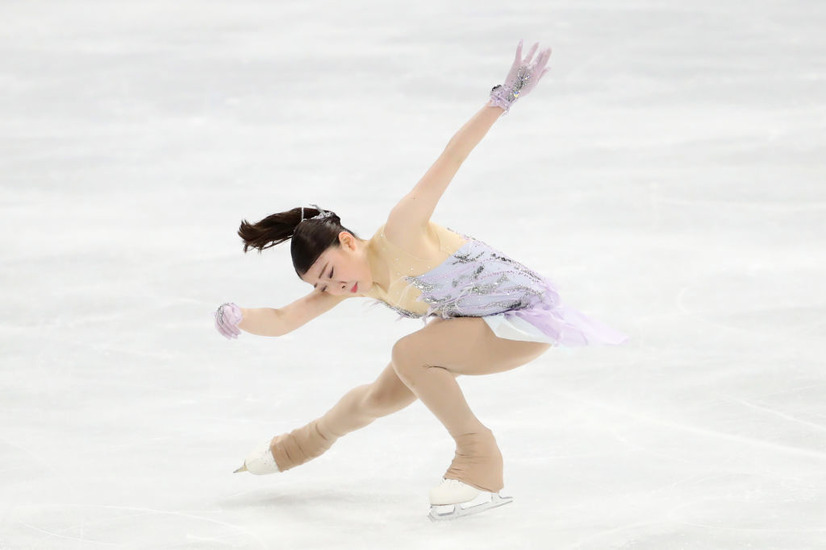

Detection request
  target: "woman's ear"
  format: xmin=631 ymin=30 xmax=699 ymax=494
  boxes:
xmin=338 ymin=231 xmax=356 ymax=250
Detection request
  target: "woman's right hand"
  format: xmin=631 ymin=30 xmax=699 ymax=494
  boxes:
xmin=215 ymin=302 xmax=243 ymax=339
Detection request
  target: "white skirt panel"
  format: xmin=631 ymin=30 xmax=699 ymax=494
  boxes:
xmin=482 ymin=313 xmax=557 ymax=345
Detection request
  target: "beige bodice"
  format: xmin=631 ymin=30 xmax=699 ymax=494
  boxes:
xmin=364 ymin=222 xmax=468 ymax=316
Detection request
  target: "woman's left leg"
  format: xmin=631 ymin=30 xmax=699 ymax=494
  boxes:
xmin=390 ymin=317 xmax=550 ymax=493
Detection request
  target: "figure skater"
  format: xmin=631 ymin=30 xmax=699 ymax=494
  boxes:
xmin=215 ymin=41 xmax=627 ymax=520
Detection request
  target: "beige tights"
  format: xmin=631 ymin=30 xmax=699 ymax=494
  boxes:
xmin=270 ymin=363 xmax=416 ymax=472
xmin=391 ymin=317 xmax=549 ymax=492
xmin=270 ymin=317 xmax=550 ymax=492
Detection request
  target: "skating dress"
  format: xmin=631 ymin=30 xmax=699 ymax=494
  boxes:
xmin=363 ymin=223 xmax=627 ymax=346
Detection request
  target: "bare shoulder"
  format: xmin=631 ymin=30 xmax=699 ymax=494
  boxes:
xmin=383 ymin=213 xmax=440 ymax=257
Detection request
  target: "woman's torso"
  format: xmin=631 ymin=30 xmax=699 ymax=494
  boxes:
xmin=354 ymin=222 xmax=627 ymax=347
xmin=362 ymin=222 xmax=554 ymax=319
xmin=363 ymin=222 xmax=468 ymax=316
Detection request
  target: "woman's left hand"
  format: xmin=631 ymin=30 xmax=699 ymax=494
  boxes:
xmin=489 ymin=40 xmax=552 ymax=112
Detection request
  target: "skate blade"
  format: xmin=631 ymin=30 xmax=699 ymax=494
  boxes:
xmin=428 ymin=493 xmax=513 ymax=521
xmin=233 ymin=464 xmax=248 ymax=473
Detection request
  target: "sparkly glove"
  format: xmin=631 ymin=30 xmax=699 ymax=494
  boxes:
xmin=215 ymin=302 xmax=243 ymax=339
xmin=489 ymin=40 xmax=552 ymax=113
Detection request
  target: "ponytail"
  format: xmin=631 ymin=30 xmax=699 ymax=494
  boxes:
xmin=238 ymin=207 xmax=304 ymax=253
xmin=238 ymin=206 xmax=358 ymax=276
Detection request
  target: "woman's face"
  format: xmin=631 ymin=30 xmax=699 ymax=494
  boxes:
xmin=300 ymin=232 xmax=372 ymax=296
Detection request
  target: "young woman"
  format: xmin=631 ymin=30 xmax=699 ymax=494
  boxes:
xmin=215 ymin=41 xmax=626 ymax=520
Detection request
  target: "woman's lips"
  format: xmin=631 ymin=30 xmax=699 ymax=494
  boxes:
xmin=351 ymin=282 xmax=358 ymax=293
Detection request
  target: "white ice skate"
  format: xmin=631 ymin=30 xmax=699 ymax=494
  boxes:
xmin=233 ymin=440 xmax=280 ymax=475
xmin=428 ymin=479 xmax=513 ymax=521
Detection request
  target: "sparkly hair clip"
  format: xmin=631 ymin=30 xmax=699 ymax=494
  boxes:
xmin=299 ymin=204 xmax=336 ymax=223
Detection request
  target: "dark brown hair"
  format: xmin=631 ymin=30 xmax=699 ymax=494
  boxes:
xmin=237 ymin=206 xmax=359 ymax=276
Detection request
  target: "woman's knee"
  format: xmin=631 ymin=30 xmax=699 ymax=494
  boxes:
xmin=362 ymin=379 xmax=412 ymax=415
xmin=390 ymin=336 xmax=420 ymax=379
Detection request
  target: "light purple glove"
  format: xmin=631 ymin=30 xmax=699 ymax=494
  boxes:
xmin=489 ymin=40 xmax=552 ymax=113
xmin=215 ymin=302 xmax=243 ymax=339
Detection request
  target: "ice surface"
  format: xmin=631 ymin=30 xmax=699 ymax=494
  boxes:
xmin=1 ymin=1 xmax=825 ymax=548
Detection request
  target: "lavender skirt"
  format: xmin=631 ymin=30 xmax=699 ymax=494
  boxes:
xmin=404 ymin=238 xmax=627 ymax=347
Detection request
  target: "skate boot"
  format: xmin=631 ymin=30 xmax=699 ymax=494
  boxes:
xmin=234 ymin=420 xmax=335 ymax=474
xmin=428 ymin=429 xmax=513 ymax=520
xmin=429 ymin=479 xmax=513 ymax=521
xmin=234 ymin=440 xmax=279 ymax=474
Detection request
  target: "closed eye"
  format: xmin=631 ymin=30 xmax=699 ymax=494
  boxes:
xmin=321 ymin=266 xmax=334 ymax=292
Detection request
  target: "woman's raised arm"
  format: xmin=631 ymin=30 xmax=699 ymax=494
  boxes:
xmin=386 ymin=41 xmax=551 ymax=239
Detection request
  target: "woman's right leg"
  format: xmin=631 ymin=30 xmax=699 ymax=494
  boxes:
xmin=268 ymin=363 xmax=417 ymax=472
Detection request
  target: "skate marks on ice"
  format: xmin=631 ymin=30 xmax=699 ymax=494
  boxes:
xmin=2 ymin=0 xmax=825 ymax=546
xmin=7 ymin=503 xmax=268 ymax=549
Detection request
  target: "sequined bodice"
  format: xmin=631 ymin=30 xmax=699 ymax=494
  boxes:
xmin=364 ymin=223 xmax=557 ymax=319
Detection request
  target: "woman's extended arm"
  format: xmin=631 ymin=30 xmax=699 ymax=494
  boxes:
xmin=383 ymin=105 xmax=501 ymax=243
xmin=218 ymin=290 xmax=348 ymax=338
xmin=446 ymin=104 xmax=505 ymax=163
xmin=386 ymin=41 xmax=551 ymax=240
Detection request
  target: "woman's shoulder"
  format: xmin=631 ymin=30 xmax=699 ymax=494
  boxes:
xmin=378 ymin=219 xmax=439 ymax=252
xmin=373 ymin=219 xmax=467 ymax=260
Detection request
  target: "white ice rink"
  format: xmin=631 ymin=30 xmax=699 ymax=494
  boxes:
xmin=2 ymin=1 xmax=825 ymax=548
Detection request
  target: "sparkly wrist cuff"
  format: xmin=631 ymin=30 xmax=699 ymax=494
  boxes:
xmin=488 ymin=66 xmax=532 ymax=113
xmin=489 ymin=85 xmax=514 ymax=112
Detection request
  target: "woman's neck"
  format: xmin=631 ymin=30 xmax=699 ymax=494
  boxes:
xmin=364 ymin=238 xmax=389 ymax=291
